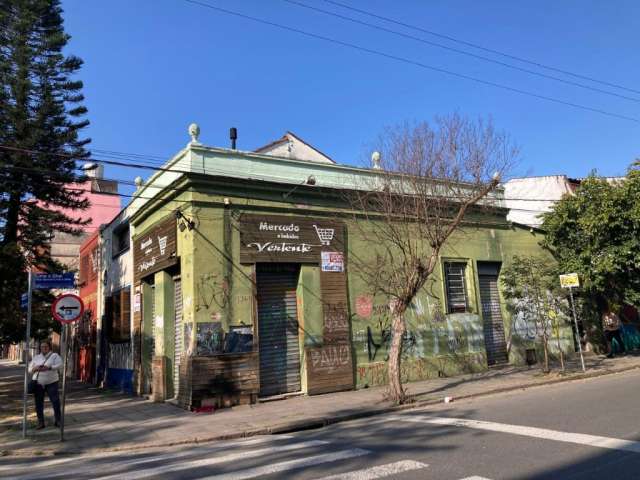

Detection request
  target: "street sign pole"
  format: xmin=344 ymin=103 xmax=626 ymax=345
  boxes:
xmin=60 ymin=323 xmax=69 ymax=442
xmin=22 ymin=270 xmax=33 ymax=438
xmin=568 ymin=286 xmax=586 ymax=372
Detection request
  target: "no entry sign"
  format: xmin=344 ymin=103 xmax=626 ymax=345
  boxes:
xmin=52 ymin=293 xmax=84 ymax=324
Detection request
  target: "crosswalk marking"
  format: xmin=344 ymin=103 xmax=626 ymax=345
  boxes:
xmin=1 ymin=435 xmax=293 ymax=478
xmin=391 ymin=414 xmax=640 ymax=454
xmin=197 ymin=448 xmax=371 ymax=480
xmin=314 ymin=460 xmax=429 ymax=479
xmin=93 ymin=439 xmax=329 ymax=480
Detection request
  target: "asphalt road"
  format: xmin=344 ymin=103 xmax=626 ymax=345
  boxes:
xmin=3 ymin=369 xmax=640 ymax=480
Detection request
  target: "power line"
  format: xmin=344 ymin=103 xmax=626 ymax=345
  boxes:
xmin=0 ymin=160 xmax=579 ymax=206
xmin=0 ymin=144 xmax=598 ymax=203
xmin=283 ymin=0 xmax=640 ymax=104
xmin=182 ymin=0 xmax=640 ymax=124
xmin=322 ymin=0 xmax=640 ymax=96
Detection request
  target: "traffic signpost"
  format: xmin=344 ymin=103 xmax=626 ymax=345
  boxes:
xmin=33 ymin=273 xmax=75 ymax=290
xmin=20 ymin=293 xmax=28 ymax=310
xmin=21 ymin=272 xmax=33 ymax=438
xmin=560 ymin=273 xmax=586 ymax=372
xmin=52 ymin=293 xmax=84 ymax=324
xmin=22 ymin=273 xmax=77 ymax=439
xmin=51 ymin=293 xmax=84 ymax=442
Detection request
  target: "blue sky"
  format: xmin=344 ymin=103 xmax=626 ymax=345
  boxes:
xmin=62 ymin=0 xmax=640 ymax=197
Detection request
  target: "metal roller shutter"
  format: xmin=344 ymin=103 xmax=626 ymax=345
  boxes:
xmin=479 ymin=274 xmax=509 ymax=366
xmin=257 ymin=264 xmax=301 ymax=397
xmin=174 ymin=278 xmax=183 ymax=398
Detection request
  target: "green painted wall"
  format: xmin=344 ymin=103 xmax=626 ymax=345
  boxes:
xmin=141 ymin=281 xmax=154 ymax=393
xmin=131 ymin=176 xmax=574 ymax=395
xmin=154 ymin=270 xmax=175 ymax=398
xmin=296 ymin=265 xmax=324 ymax=393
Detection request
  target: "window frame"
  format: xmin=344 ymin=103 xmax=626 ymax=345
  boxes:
xmin=112 ymin=223 xmax=130 ymax=258
xmin=443 ymin=260 xmax=471 ymax=314
xmin=107 ymin=286 xmax=131 ymax=342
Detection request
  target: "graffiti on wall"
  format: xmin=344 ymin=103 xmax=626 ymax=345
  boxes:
xmin=352 ymin=290 xmax=485 ymax=364
xmin=184 ymin=323 xmax=193 ymax=355
xmin=196 ymin=273 xmax=230 ymax=311
xmin=324 ymin=302 xmax=349 ymax=342
xmin=308 ymin=344 xmax=351 ymax=374
xmin=513 ymin=311 xmax=537 ymax=340
xmin=196 ymin=322 xmax=224 ymax=355
xmin=108 ymin=342 xmax=132 ymax=370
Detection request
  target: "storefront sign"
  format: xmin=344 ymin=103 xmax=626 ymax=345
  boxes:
xmin=239 ymin=214 xmax=345 ymax=263
xmin=133 ymin=216 xmax=178 ymax=282
xmin=321 ymin=252 xmax=344 ymax=272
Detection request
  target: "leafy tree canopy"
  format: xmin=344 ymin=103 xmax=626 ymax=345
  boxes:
xmin=0 ymin=0 xmax=90 ymax=343
xmin=541 ymin=161 xmax=640 ymax=309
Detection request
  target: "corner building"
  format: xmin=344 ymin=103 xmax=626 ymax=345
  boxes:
xmin=129 ymin=127 xmax=574 ymax=409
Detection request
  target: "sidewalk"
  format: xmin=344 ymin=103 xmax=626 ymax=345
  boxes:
xmin=2 ymin=354 xmax=640 ymax=457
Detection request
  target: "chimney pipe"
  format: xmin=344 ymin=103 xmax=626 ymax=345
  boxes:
xmin=230 ymin=127 xmax=237 ymax=150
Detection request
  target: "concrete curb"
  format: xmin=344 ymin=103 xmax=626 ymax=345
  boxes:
xmin=3 ymin=361 xmax=639 ymax=458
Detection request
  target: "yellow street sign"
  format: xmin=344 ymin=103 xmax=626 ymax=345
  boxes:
xmin=559 ymin=273 xmax=580 ymax=288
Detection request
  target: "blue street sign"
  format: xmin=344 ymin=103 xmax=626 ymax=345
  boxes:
xmin=33 ymin=273 xmax=75 ymax=290
xmin=20 ymin=293 xmax=28 ymax=310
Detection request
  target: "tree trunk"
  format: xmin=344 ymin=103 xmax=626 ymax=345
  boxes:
xmin=542 ymin=333 xmax=550 ymax=373
xmin=555 ymin=321 xmax=565 ymax=371
xmin=387 ymin=307 xmax=407 ymax=404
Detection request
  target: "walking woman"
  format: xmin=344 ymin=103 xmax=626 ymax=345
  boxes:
xmin=29 ymin=340 xmax=63 ymax=429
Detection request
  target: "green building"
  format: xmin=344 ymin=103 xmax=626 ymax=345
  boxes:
xmin=127 ymin=125 xmax=574 ymax=408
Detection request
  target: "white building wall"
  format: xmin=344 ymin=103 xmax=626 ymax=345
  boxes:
xmin=504 ymin=176 xmax=575 ymax=228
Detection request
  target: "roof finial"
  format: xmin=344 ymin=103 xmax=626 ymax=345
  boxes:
xmin=371 ymin=151 xmax=381 ymax=170
xmin=188 ymin=123 xmax=201 ymax=145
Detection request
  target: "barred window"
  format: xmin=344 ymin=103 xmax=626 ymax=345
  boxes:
xmin=79 ymin=254 xmax=90 ymax=285
xmin=444 ymin=262 xmax=469 ymax=313
xmin=106 ymin=287 xmax=131 ymax=341
xmin=112 ymin=224 xmax=130 ymax=258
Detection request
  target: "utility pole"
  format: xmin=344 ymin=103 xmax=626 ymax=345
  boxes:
xmin=22 ymin=270 xmax=33 ymax=438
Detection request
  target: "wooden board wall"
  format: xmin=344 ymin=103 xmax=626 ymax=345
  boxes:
xmin=305 ymin=268 xmax=354 ymax=395
xmin=178 ymin=353 xmax=259 ymax=409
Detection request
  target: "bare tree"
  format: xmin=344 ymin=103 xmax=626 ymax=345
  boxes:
xmin=347 ymin=114 xmax=518 ymax=404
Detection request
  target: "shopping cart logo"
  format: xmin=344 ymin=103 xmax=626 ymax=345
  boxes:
xmin=158 ymin=235 xmax=167 ymax=255
xmin=313 ymin=225 xmax=334 ymax=245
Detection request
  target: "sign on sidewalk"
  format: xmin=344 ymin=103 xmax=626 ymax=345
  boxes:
xmin=34 ymin=273 xmax=75 ymax=290
xmin=559 ymin=273 xmax=580 ymax=289
xmin=51 ymin=293 xmax=84 ymax=324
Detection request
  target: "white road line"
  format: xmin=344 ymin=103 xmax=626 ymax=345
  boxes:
xmin=198 ymin=448 xmax=371 ymax=480
xmin=314 ymin=460 xmax=429 ymax=479
xmin=459 ymin=477 xmax=493 ymax=480
xmin=391 ymin=415 xmax=640 ymax=454
xmin=0 ymin=435 xmax=292 ymax=476
xmin=93 ymin=439 xmax=329 ymax=480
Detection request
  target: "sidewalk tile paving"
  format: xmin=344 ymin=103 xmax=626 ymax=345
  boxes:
xmin=2 ymin=354 xmax=640 ymax=457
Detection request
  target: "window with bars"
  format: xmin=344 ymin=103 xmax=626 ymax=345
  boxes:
xmin=79 ymin=254 xmax=90 ymax=285
xmin=444 ymin=262 xmax=469 ymax=313
xmin=106 ymin=287 xmax=131 ymax=341
xmin=112 ymin=224 xmax=130 ymax=258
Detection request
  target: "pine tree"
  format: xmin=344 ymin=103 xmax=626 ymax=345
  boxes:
xmin=0 ymin=0 xmax=90 ymax=343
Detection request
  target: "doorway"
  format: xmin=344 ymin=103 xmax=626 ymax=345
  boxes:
xmin=256 ymin=263 xmax=302 ymax=397
xmin=478 ymin=262 xmax=509 ymax=366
